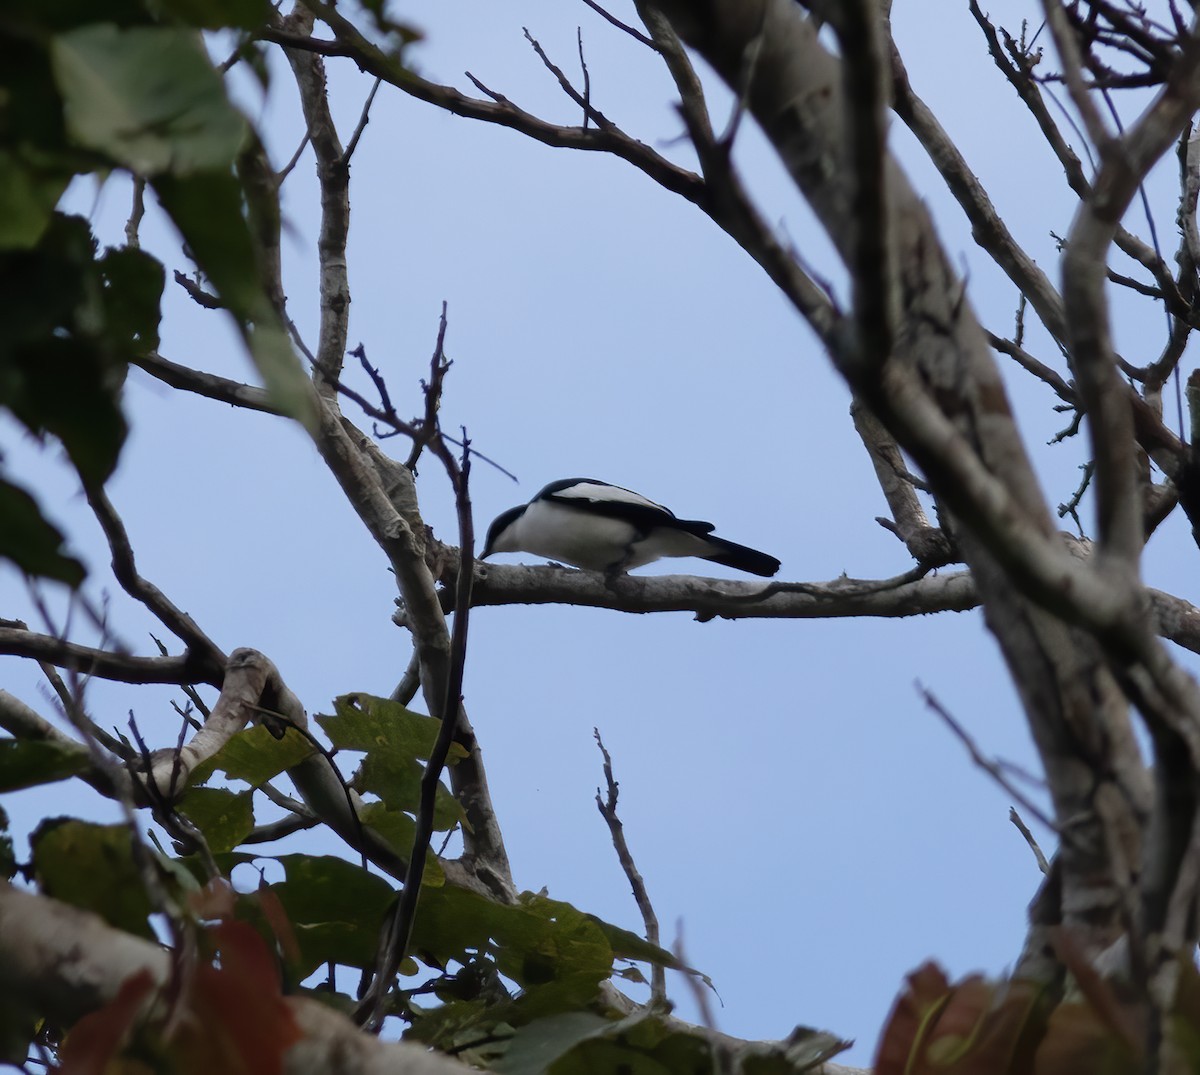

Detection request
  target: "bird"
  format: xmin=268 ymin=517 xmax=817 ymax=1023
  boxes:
xmin=481 ymin=478 xmax=781 ymax=577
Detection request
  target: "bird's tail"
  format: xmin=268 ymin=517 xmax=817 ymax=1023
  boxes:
xmin=701 ymin=537 xmax=780 ymax=577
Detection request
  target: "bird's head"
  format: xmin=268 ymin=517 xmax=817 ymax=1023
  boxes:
xmin=480 ymin=504 xmax=527 ymax=559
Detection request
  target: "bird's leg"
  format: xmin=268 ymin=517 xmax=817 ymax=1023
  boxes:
xmin=603 ymin=542 xmax=639 ymax=588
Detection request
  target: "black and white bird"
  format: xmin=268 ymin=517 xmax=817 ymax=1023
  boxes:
xmin=481 ymin=478 xmax=781 ymax=577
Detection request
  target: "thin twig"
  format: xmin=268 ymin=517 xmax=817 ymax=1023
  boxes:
xmin=275 ymin=132 xmax=311 ymax=186
xmin=344 ymin=77 xmax=382 ymax=163
xmin=1010 ymin=807 xmax=1051 ymax=874
xmin=83 ymin=483 xmax=227 ymax=678
xmin=593 ymin=728 xmax=665 ymax=1004
xmin=523 ymin=27 xmax=612 ymax=130
xmin=673 ymin=926 xmax=731 ymax=1075
xmin=918 ymin=682 xmax=1059 ymax=833
xmin=173 ymin=270 xmax=222 ymax=309
xmin=125 ymin=178 xmax=146 ymax=249
xmin=577 ymin=28 xmax=592 ymax=132
xmin=579 ymin=0 xmax=657 ymax=49
xmin=360 ymin=427 xmax=476 ymax=1031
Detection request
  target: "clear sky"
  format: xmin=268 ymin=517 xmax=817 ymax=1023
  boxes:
xmin=4 ymin=2 xmax=1197 ymax=1066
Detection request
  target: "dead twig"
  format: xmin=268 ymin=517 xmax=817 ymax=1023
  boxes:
xmin=594 ymin=728 xmax=665 ymax=1004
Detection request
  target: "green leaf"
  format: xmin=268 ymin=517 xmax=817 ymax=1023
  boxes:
xmin=152 ymin=171 xmax=314 ymax=426
xmin=0 ymin=152 xmax=70 ymax=249
xmin=586 ymin=916 xmax=686 ymax=974
xmin=2 ymin=0 xmax=146 ymax=32
xmin=203 ymin=725 xmax=315 ymax=787
xmin=270 ymin=854 xmax=395 ymax=975
xmin=493 ymin=1011 xmax=612 ymax=1075
xmin=99 ymin=245 xmax=163 ymax=356
xmin=0 ymin=213 xmax=133 ymax=485
xmin=0 ymin=476 xmax=86 ymax=585
xmin=156 ymin=0 xmax=274 ymax=30
xmin=176 ymin=786 xmax=254 ymax=853
xmin=50 ymin=24 xmax=246 ymax=176
xmin=355 ymin=800 xmax=444 ymax=886
xmin=0 ymin=738 xmax=91 ymax=791
xmin=31 ymin=819 xmax=155 ymax=938
xmin=321 ymin=695 xmax=446 ymax=756
xmin=410 ymin=886 xmax=614 ymax=993
xmin=319 ymin=694 xmax=466 ymax=830
xmin=0 ymin=805 xmax=15 ymax=881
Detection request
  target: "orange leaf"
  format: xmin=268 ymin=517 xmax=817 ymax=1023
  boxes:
xmin=60 ymin=968 xmax=156 ymax=1075
xmin=875 ymin=961 xmax=953 ymax=1075
xmin=170 ymin=921 xmax=302 ymax=1075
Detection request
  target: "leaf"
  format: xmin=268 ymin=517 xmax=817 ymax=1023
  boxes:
xmin=321 ymin=695 xmax=446 ymax=755
xmin=874 ymin=961 xmax=952 ymax=1075
xmin=270 ymin=854 xmax=395 ymax=976
xmin=178 ymin=921 xmax=302 ymax=1075
xmin=585 ymin=916 xmax=686 ymax=975
xmin=411 ymin=886 xmax=614 ymax=993
xmin=50 ymin=24 xmax=246 ymax=176
xmin=493 ymin=1011 xmax=612 ymax=1075
xmin=0 ymin=476 xmax=86 ymax=585
xmin=156 ymin=0 xmax=273 ymax=30
xmin=0 ymin=804 xmax=15 ymax=881
xmin=2 ymin=0 xmax=146 ymax=32
xmin=319 ymin=694 xmax=467 ymax=829
xmin=203 ymin=725 xmax=315 ymax=787
xmin=60 ymin=968 xmax=157 ymax=1074
xmin=99 ymin=245 xmax=163 ymax=356
xmin=176 ymin=786 xmax=254 ymax=853
xmin=0 ymin=152 xmax=70 ymax=249
xmin=740 ymin=1026 xmax=853 ymax=1073
xmin=355 ymin=800 xmax=445 ymax=885
xmin=0 ymin=213 xmax=131 ymax=485
xmin=31 ymin=818 xmax=156 ymax=939
xmin=0 ymin=737 xmax=91 ymax=790
xmin=152 ymin=172 xmax=314 ymax=425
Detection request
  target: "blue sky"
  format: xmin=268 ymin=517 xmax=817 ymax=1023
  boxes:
xmin=4 ymin=1 xmax=1198 ymax=1065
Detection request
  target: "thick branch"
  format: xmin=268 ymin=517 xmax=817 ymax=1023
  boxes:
xmin=0 ymin=627 xmax=213 ymax=685
xmin=0 ymin=881 xmax=468 ymax=1075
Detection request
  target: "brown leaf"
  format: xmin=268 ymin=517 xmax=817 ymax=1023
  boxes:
xmin=60 ymin=968 xmax=157 ymax=1075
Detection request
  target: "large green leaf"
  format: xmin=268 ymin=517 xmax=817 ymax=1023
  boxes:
xmin=176 ymin=786 xmax=254 ymax=853
xmin=0 ymin=152 xmax=70 ymax=249
xmin=270 ymin=854 xmax=395 ymax=976
xmin=99 ymin=245 xmax=163 ymax=355
xmin=0 ymin=213 xmax=162 ymax=485
xmin=158 ymin=0 xmax=273 ymax=30
xmin=0 ymin=476 xmax=86 ymax=585
xmin=50 ymin=24 xmax=246 ymax=176
xmin=0 ymin=805 xmax=14 ymax=881
xmin=318 ymin=694 xmax=466 ymax=830
xmin=30 ymin=819 xmax=156 ymax=939
xmin=355 ymin=800 xmax=445 ymax=886
xmin=153 ymin=171 xmax=314 ymax=425
xmin=408 ymin=886 xmax=614 ymax=993
xmin=2 ymin=0 xmax=146 ymax=32
xmin=497 ymin=1009 xmax=850 ymax=1075
xmin=0 ymin=738 xmax=91 ymax=791
xmin=202 ymin=725 xmax=315 ymax=787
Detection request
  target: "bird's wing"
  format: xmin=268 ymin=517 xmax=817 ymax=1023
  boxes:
xmin=537 ymin=479 xmax=715 ymax=536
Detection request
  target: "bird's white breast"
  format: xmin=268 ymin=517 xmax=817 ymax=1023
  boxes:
xmin=508 ymin=499 xmax=640 ymax=571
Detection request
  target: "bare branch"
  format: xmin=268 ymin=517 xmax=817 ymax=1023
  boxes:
xmin=0 ymin=626 xmax=214 ymax=685
xmin=1011 ymin=807 xmax=1052 ymax=875
xmin=919 ymin=683 xmax=1058 ymax=833
xmin=360 ymin=437 xmax=477 ymax=1031
xmin=82 ymin=484 xmax=227 ymax=676
xmin=0 ymin=882 xmax=470 ymax=1075
xmin=594 ymin=728 xmax=665 ymax=1004
xmin=580 ymin=0 xmax=657 ymax=49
